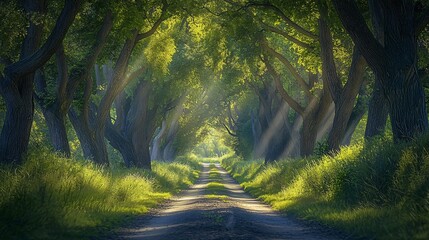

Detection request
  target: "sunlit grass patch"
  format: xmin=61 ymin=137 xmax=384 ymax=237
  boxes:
xmin=204 ymin=164 xmax=229 ymax=201
xmin=0 ymin=148 xmax=200 ymax=239
xmin=205 ymin=194 xmax=229 ymax=202
xmin=209 ymin=169 xmax=221 ymax=179
xmin=207 ymin=181 xmax=225 ymax=192
xmin=207 ymin=163 xmax=223 ymax=181
xmin=222 ymin=134 xmax=429 ymax=239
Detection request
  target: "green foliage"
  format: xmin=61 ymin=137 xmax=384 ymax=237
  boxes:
xmin=313 ymin=138 xmax=329 ymax=157
xmin=192 ymin=127 xmax=232 ymax=158
xmin=223 ymin=134 xmax=429 ymax=239
xmin=0 ymin=148 xmax=200 ymax=239
xmin=142 ymin=21 xmax=177 ymax=76
xmin=0 ymin=1 xmax=27 ymax=63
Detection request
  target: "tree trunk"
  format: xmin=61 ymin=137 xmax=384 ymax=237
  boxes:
xmin=300 ymin=87 xmax=333 ymax=156
xmin=0 ymin=94 xmax=34 ymax=163
xmin=35 ymin=68 xmax=71 ymax=157
xmin=68 ymin=108 xmax=109 ymax=165
xmin=92 ymin=128 xmax=109 ymax=165
xmin=163 ymin=124 xmax=178 ymax=162
xmin=125 ymin=81 xmax=155 ymax=169
xmin=253 ymin=83 xmax=274 ymax=159
xmin=134 ymin=134 xmax=152 ymax=169
xmin=163 ymin=140 xmax=175 ymax=162
xmin=105 ymin=121 xmax=135 ymax=167
xmin=0 ymin=0 xmax=80 ymax=164
xmin=151 ymin=120 xmax=167 ymax=161
xmin=365 ymin=78 xmax=388 ymax=138
xmin=364 ymin=0 xmax=389 ymax=139
xmin=383 ymin=2 xmax=428 ymax=141
xmin=264 ymin=100 xmax=291 ymax=163
xmin=68 ymin=109 xmax=94 ymax=160
xmin=0 ymin=0 xmax=45 ymax=163
xmin=250 ymin=110 xmax=262 ymax=158
xmin=386 ymin=63 xmax=428 ymax=141
xmin=341 ymin=81 xmax=369 ymax=145
xmin=332 ymin=0 xmax=429 ymax=143
xmin=300 ymin=114 xmax=318 ymax=156
xmin=42 ymin=108 xmax=70 ymax=156
xmin=327 ymin=51 xmax=366 ymax=151
xmin=318 ymin=1 xmax=368 ymax=151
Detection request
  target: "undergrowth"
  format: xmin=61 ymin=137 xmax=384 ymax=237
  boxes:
xmin=222 ymin=134 xmax=429 ymax=239
xmin=0 ymin=147 xmax=200 ymax=239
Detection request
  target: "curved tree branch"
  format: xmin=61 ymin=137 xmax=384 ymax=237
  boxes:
xmin=4 ymin=0 xmax=82 ymax=81
xmin=247 ymin=2 xmax=317 ymax=39
xmin=136 ymin=1 xmax=169 ymax=41
xmin=260 ymin=20 xmax=313 ymax=49
xmin=331 ymin=0 xmax=385 ymax=75
xmin=223 ymin=123 xmax=237 ymax=137
xmin=261 ymin=39 xmax=312 ymax=99
xmin=262 ymin=55 xmax=305 ymax=115
xmin=66 ymin=11 xmax=114 ymax=110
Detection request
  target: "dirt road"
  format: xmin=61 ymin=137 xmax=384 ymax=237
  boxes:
xmin=108 ymin=163 xmax=346 ymax=240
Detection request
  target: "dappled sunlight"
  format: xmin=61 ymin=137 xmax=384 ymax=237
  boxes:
xmin=255 ymin=101 xmax=291 ymax=158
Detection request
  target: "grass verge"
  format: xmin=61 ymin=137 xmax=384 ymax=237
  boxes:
xmin=0 ymin=147 xmax=200 ymax=239
xmin=222 ymin=135 xmax=429 ymax=239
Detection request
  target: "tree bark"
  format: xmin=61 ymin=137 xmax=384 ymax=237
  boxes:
xmin=34 ymin=49 xmax=71 ymax=156
xmin=126 ymin=81 xmax=155 ymax=169
xmin=162 ymin=114 xmax=181 ymax=162
xmin=342 ymin=83 xmax=369 ymax=145
xmin=262 ymin=53 xmax=333 ymax=157
xmin=69 ymin=72 xmax=110 ymax=165
xmin=327 ymin=49 xmax=366 ymax=151
xmin=301 ymin=90 xmax=332 ymax=156
xmin=42 ymin=107 xmax=70 ymax=156
xmin=364 ymin=0 xmax=389 ymax=138
xmin=365 ymin=78 xmax=388 ymax=137
xmin=0 ymin=0 xmax=45 ymax=163
xmin=68 ymin=108 xmax=94 ymax=160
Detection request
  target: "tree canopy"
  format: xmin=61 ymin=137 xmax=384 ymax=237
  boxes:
xmin=0 ymin=0 xmax=428 ymax=167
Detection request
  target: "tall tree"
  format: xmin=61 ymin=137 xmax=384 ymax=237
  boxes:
xmin=317 ymin=1 xmax=367 ymax=151
xmin=0 ymin=0 xmax=81 ymax=164
xmin=35 ymin=10 xmax=113 ymax=157
xmin=332 ymin=0 xmax=429 ymax=142
xmin=364 ymin=0 xmax=389 ymax=138
xmin=69 ymin=1 xmax=169 ymax=165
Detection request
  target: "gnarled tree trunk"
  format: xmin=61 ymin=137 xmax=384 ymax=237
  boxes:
xmin=332 ymin=0 xmax=429 ymax=143
xmin=318 ymin=2 xmax=367 ymax=152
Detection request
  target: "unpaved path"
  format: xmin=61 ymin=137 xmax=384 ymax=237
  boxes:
xmin=107 ymin=163 xmax=346 ymax=240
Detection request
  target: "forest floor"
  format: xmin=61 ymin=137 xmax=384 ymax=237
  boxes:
xmin=103 ymin=163 xmax=348 ymax=240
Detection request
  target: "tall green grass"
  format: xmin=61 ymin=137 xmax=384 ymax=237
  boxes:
xmin=0 ymin=147 xmax=200 ymax=239
xmin=223 ymin=135 xmax=429 ymax=239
